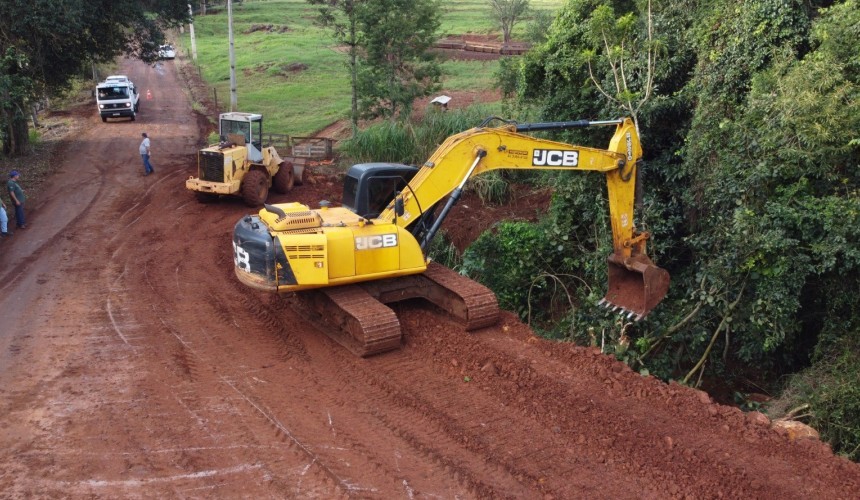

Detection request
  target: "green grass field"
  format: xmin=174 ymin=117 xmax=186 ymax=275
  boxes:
xmin=179 ymin=0 xmax=563 ymax=136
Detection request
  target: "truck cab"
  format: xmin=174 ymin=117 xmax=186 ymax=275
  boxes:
xmin=96 ymin=75 xmax=140 ymax=122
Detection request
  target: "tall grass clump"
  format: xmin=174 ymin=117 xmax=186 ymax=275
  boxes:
xmin=339 ymin=105 xmax=499 ymax=165
xmin=339 ymin=122 xmax=418 ymax=164
xmin=426 ymin=230 xmax=462 ymax=270
xmin=467 ymin=171 xmax=509 ymax=204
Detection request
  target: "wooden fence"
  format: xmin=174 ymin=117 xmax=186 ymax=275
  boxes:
xmin=262 ymin=133 xmax=336 ymax=160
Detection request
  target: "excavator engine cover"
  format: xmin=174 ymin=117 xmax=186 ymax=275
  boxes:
xmin=603 ymin=253 xmax=670 ymax=320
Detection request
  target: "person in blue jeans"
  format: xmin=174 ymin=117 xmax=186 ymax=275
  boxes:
xmin=6 ymin=170 xmax=26 ymax=229
xmin=139 ymin=132 xmax=155 ymax=176
xmin=0 ymin=194 xmax=11 ymax=236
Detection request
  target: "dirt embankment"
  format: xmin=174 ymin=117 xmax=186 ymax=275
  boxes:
xmin=0 ymin=54 xmax=857 ymax=498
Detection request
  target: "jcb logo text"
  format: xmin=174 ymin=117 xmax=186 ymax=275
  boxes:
xmin=355 ymin=234 xmax=398 ymax=250
xmin=532 ymin=149 xmax=579 ymax=167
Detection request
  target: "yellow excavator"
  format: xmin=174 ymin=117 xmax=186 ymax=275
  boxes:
xmin=232 ymin=117 xmax=670 ymax=356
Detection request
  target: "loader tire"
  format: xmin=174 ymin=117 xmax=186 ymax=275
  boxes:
xmin=272 ymin=161 xmax=294 ymax=194
xmin=241 ymin=169 xmax=269 ymax=207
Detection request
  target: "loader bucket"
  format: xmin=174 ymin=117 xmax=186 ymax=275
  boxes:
xmin=601 ymin=253 xmax=670 ymax=320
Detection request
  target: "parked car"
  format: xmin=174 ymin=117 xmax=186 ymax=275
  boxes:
xmin=159 ymin=44 xmax=176 ymax=59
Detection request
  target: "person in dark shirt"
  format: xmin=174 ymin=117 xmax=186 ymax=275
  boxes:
xmin=6 ymin=170 xmax=26 ymax=229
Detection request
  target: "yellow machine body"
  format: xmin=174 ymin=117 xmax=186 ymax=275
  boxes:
xmin=233 ymin=117 xmax=669 ymax=321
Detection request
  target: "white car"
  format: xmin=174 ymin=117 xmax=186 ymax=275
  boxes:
xmin=158 ymin=44 xmax=176 ymax=60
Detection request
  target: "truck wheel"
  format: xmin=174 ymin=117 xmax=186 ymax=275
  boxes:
xmin=241 ymin=169 xmax=269 ymax=207
xmin=135 ymin=102 xmax=139 ymax=112
xmin=101 ymin=116 xmax=107 ymax=123
xmin=130 ymin=113 xmax=135 ymax=122
xmin=272 ymin=161 xmax=294 ymax=193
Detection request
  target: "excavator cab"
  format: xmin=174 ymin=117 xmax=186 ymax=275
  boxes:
xmin=342 ymin=163 xmax=419 ymax=219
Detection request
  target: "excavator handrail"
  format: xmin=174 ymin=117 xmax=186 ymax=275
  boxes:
xmin=477 ymin=117 xmax=625 ymax=131
xmin=513 ymin=118 xmax=623 ymax=132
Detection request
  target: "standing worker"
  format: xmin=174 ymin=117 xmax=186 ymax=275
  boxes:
xmin=139 ymin=132 xmax=155 ymax=176
xmin=7 ymin=170 xmax=26 ymax=229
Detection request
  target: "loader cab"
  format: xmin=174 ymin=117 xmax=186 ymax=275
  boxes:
xmin=219 ymin=112 xmax=263 ymax=163
xmin=342 ymin=163 xmax=420 ymax=219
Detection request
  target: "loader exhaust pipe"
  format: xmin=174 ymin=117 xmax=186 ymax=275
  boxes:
xmin=601 ymin=252 xmax=670 ymax=321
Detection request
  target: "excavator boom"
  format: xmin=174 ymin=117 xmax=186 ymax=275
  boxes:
xmin=232 ymin=117 xmax=669 ymax=356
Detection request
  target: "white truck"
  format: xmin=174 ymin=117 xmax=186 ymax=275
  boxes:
xmin=96 ymin=75 xmax=140 ymax=122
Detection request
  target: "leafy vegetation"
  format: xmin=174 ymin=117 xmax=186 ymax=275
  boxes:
xmin=466 ymin=0 xmax=860 ymax=459
xmin=338 ymin=105 xmax=499 ymax=164
xmin=0 ymin=0 xmax=186 ymax=155
xmin=354 ymin=0 xmax=442 ymax=120
xmin=488 ymin=0 xmax=532 ymax=43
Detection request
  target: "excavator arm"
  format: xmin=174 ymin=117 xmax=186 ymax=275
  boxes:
xmin=383 ymin=118 xmax=637 ymax=253
xmin=380 ymin=117 xmax=668 ymax=318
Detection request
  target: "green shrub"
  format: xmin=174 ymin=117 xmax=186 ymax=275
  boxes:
xmin=773 ymin=340 xmax=860 ymax=461
xmin=461 ymin=220 xmax=553 ymax=319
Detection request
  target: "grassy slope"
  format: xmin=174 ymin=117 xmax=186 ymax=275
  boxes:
xmin=180 ymin=0 xmax=562 ymax=136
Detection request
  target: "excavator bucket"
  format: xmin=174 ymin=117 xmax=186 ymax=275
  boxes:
xmin=600 ymin=253 xmax=670 ymax=321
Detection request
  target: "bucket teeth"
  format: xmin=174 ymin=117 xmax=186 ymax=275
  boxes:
xmin=597 ymin=299 xmax=644 ymax=322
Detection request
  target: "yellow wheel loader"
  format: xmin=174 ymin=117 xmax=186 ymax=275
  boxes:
xmin=186 ymin=112 xmax=304 ymax=207
xmin=232 ymin=117 xmax=670 ymax=356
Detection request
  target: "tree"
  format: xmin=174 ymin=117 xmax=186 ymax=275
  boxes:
xmin=488 ymin=0 xmax=530 ymax=44
xmin=354 ymin=0 xmax=441 ymax=121
xmin=307 ymin=0 xmax=363 ymax=135
xmin=582 ymin=0 xmax=656 ymax=135
xmin=0 ymin=0 xmax=188 ymax=156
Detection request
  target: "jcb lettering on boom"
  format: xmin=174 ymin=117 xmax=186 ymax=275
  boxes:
xmin=532 ymin=149 xmax=579 ymax=167
xmin=355 ymin=234 xmax=398 ymax=250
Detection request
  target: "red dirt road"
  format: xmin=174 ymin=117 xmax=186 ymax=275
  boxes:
xmin=0 ymin=58 xmax=858 ymax=498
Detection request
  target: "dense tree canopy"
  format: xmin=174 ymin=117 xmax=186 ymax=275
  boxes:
xmin=469 ymin=0 xmax=860 ymax=459
xmin=0 ymin=0 xmax=188 ymax=155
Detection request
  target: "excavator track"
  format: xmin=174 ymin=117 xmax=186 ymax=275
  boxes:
xmin=292 ymin=286 xmax=403 ymax=357
xmin=290 ymin=262 xmax=500 ymax=357
xmin=417 ymin=262 xmax=499 ymax=330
